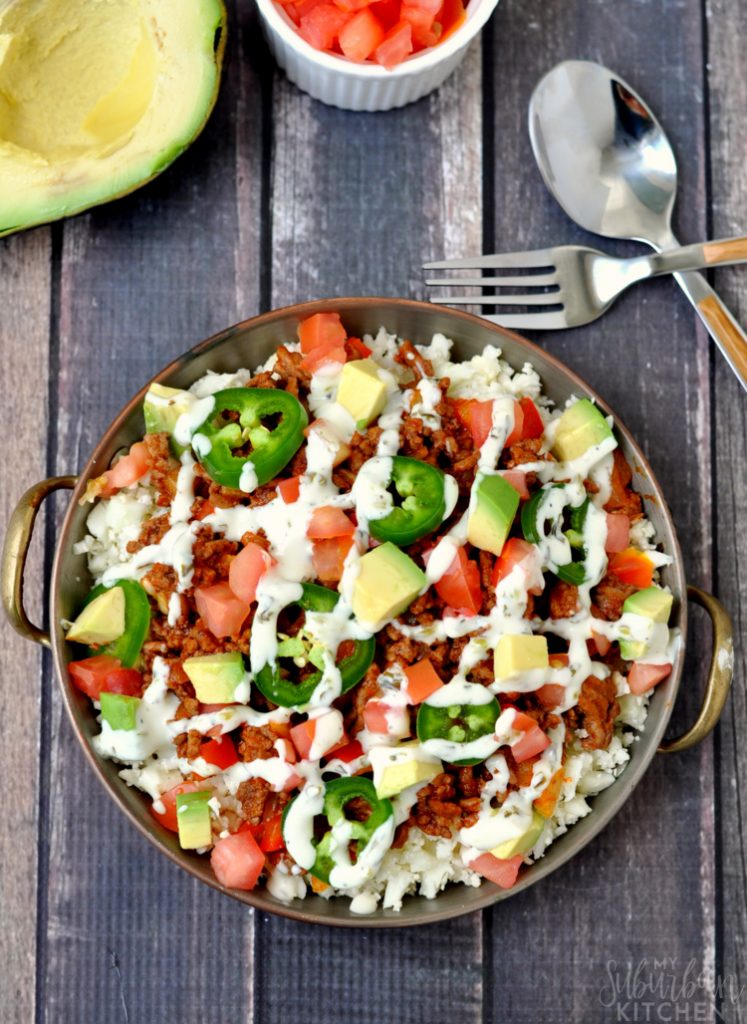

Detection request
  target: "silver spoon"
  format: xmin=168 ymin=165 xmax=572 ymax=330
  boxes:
xmin=528 ymin=59 xmax=747 ymax=391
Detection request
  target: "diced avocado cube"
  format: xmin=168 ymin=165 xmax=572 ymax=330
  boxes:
xmin=369 ymin=742 xmax=442 ymax=798
xmin=491 ymin=809 xmax=545 ymax=859
xmin=276 ymin=636 xmax=305 ymax=659
xmin=619 ymin=638 xmax=647 ymax=661
xmin=100 ymin=692 xmax=140 ymax=731
xmin=183 ymin=652 xmax=246 ymax=703
xmin=336 ymin=359 xmax=388 ymax=427
xmin=467 ymin=474 xmax=520 ymax=556
xmin=623 ymin=586 xmax=673 ymax=624
xmin=352 ymin=543 xmax=426 ymax=631
xmin=176 ymin=790 xmax=212 ymax=850
xmin=143 ymin=383 xmax=194 ymax=454
xmin=66 ymin=586 xmax=125 ymax=645
xmin=552 ymin=398 xmax=614 ymax=462
xmin=494 ymin=634 xmax=549 ymax=679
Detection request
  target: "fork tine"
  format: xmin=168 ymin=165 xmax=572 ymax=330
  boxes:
xmin=482 ymin=311 xmax=570 ymax=330
xmin=424 ymin=273 xmax=558 ymax=288
xmin=432 ymin=292 xmax=562 ymax=307
xmin=423 ymin=249 xmax=556 ymax=271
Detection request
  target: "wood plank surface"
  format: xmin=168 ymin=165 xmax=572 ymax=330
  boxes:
xmin=0 ymin=0 xmax=745 ymax=1021
xmin=483 ymin=2 xmax=718 ymax=1020
xmin=704 ymin=1 xmax=747 ymax=1020
xmin=0 ymin=228 xmax=51 ymax=1024
xmin=37 ymin=4 xmax=263 ymax=1022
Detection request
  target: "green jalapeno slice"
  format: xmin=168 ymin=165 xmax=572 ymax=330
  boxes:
xmin=416 ymin=696 xmax=500 ymax=766
xmin=82 ymin=580 xmax=151 ymax=667
xmin=369 ymin=456 xmax=448 ymax=546
xmin=254 ymin=583 xmax=375 ymax=708
xmin=191 ymin=387 xmax=307 ymax=491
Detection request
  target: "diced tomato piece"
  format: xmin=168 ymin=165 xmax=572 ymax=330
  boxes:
xmin=281 ymin=770 xmax=305 ymax=793
xmin=363 ymin=700 xmax=410 ymax=738
xmin=345 ymin=336 xmax=372 ymax=358
xmin=437 ymin=0 xmax=465 ymax=37
xmin=301 ymin=344 xmax=347 ymax=374
xmin=403 ymin=658 xmax=443 ymax=704
xmin=259 ymin=813 xmax=285 ymax=853
xmin=627 ymin=662 xmax=672 ymax=695
xmin=312 ymin=536 xmax=354 ymax=583
xmin=211 ymin=831 xmax=265 ymax=891
xmin=290 ymin=710 xmax=346 ymax=760
xmin=401 ymin=1 xmax=440 ymax=47
xmin=471 ymin=852 xmax=523 ymax=889
xmin=608 ymin=548 xmax=655 ymax=588
xmin=547 ymin=653 xmax=569 ymax=668
xmin=150 ymin=781 xmax=206 ymax=833
xmin=504 ymin=401 xmax=525 ymax=448
xmin=433 ymin=546 xmax=482 ymax=616
xmin=200 ymin=702 xmax=236 ymax=713
xmin=518 ymin=397 xmax=544 ymax=440
xmin=510 ymin=711 xmax=551 ymax=763
xmin=500 ymin=469 xmax=529 ymax=500
xmin=491 ymin=537 xmax=538 ymax=591
xmin=299 ymin=5 xmax=351 ymax=49
xmin=333 ymin=0 xmax=374 ymax=10
xmin=277 ymin=476 xmax=301 ymax=503
xmin=372 ymin=0 xmax=401 ymax=28
xmin=195 ymin=582 xmax=251 ymax=639
xmin=307 ymin=506 xmax=356 ymax=540
xmin=101 ymin=441 xmax=151 ymax=495
xmin=535 ymin=683 xmax=565 ymax=708
xmin=605 ymin=513 xmax=631 ymax=554
xmin=228 ymin=542 xmax=274 ymax=605
xmin=454 ymin=398 xmax=493 ymax=448
xmin=298 ymin=311 xmax=347 ymax=353
xmin=199 ymin=736 xmax=239 ymax=771
xmin=329 ymin=738 xmax=364 ymax=763
xmin=339 ymin=8 xmax=385 ymax=60
xmin=591 ymin=630 xmax=612 ymax=657
xmin=68 ymin=654 xmax=134 ymax=701
xmin=374 ymin=19 xmax=413 ymax=67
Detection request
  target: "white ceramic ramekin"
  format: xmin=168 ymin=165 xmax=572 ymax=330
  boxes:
xmin=255 ymin=0 xmax=500 ymax=111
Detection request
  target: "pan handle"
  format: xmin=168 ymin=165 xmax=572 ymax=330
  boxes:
xmin=1 ymin=476 xmax=77 ymax=648
xmin=658 ymin=585 xmax=734 ymax=753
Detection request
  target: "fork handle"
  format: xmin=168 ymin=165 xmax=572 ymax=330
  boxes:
xmin=648 ymin=235 xmax=747 ymax=276
xmin=653 ymin=233 xmax=747 ymax=391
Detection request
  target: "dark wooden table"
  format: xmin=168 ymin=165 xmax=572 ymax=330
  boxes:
xmin=2 ymin=1 xmax=745 ymax=1021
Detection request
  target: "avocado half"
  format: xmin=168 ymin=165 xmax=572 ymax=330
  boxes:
xmin=0 ymin=0 xmax=227 ymax=238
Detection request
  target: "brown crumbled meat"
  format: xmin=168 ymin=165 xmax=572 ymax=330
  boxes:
xmin=502 ymin=436 xmax=551 ymax=470
xmin=411 ymin=768 xmax=486 ymax=839
xmin=336 ymin=427 xmax=382 ymax=478
xmin=126 ymin=512 xmax=171 ymax=555
xmin=174 ymin=695 xmax=200 ymax=720
xmin=174 ymin=728 xmax=203 ymax=760
xmin=342 ymin=664 xmax=381 ymax=736
xmin=565 ymin=676 xmax=619 ymax=750
xmin=272 ymin=345 xmax=311 ymax=397
xmin=143 ymin=432 xmax=179 ymax=507
xmin=193 ymin=463 xmax=247 ymax=509
xmin=238 ymin=725 xmax=276 ymax=762
xmin=236 ymin=778 xmax=271 ymax=825
xmin=592 ymin=572 xmax=636 ymax=621
xmin=504 ymin=749 xmax=537 ymax=791
xmin=479 ymin=550 xmax=496 ymax=612
xmin=344 ymin=796 xmax=373 ymax=822
xmin=190 ymin=527 xmax=240 ymax=588
xmin=604 ymin=449 xmax=643 ymax=519
xmin=391 ymin=821 xmax=412 ymax=849
xmin=549 ymin=580 xmax=580 ymax=619
xmin=394 ymin=339 xmax=433 ymax=379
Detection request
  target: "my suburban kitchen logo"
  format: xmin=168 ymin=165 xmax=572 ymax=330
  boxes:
xmin=598 ymin=959 xmax=745 ymax=1021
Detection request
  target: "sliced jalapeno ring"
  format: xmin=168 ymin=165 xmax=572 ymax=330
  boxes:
xmin=369 ymin=456 xmax=447 ymax=546
xmin=82 ymin=580 xmax=151 ymax=668
xmin=191 ymin=387 xmax=307 ymax=491
xmin=416 ymin=696 xmax=500 ymax=766
xmin=281 ymin=777 xmax=394 ymax=884
xmin=254 ymin=583 xmax=375 ymax=708
xmin=523 ymin=485 xmax=589 ymax=585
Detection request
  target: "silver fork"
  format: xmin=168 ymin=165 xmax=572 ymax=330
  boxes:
xmin=423 ymin=236 xmax=747 ymax=330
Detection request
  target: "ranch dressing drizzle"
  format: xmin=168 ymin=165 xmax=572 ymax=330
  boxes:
xmin=282 ymin=773 xmax=326 ymax=870
xmin=250 ymin=573 xmax=304 ymax=673
xmin=171 ymin=451 xmax=197 ymax=524
xmin=173 ymin=395 xmax=215 ymax=449
xmin=419 ymin=681 xmax=499 ymax=764
xmin=376 ymin=389 xmax=407 ymax=456
xmin=99 ymin=519 xmax=201 ymax=592
xmin=93 ymin=657 xmax=179 ymax=764
xmin=327 ymin=817 xmax=396 ymax=890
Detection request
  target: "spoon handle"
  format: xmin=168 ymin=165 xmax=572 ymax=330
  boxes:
xmin=648 ymin=236 xmax=747 ymax=276
xmin=656 ymin=234 xmax=747 ymax=392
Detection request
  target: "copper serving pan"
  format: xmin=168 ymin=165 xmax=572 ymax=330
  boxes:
xmin=2 ymin=298 xmax=734 ymax=927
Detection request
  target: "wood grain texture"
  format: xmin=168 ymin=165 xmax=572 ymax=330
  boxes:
xmin=0 ymin=228 xmax=51 ymax=1024
xmin=704 ymin=0 xmax=747 ymax=1020
xmin=483 ymin=2 xmax=717 ymax=1019
xmin=36 ymin=4 xmax=263 ymax=1023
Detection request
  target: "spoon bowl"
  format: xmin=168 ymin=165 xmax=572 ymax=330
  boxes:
xmin=529 ymin=60 xmax=678 ymax=247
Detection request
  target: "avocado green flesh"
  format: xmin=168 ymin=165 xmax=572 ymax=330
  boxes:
xmin=0 ymin=0 xmax=226 ymax=238
xmin=552 ymin=399 xmax=613 ymax=461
